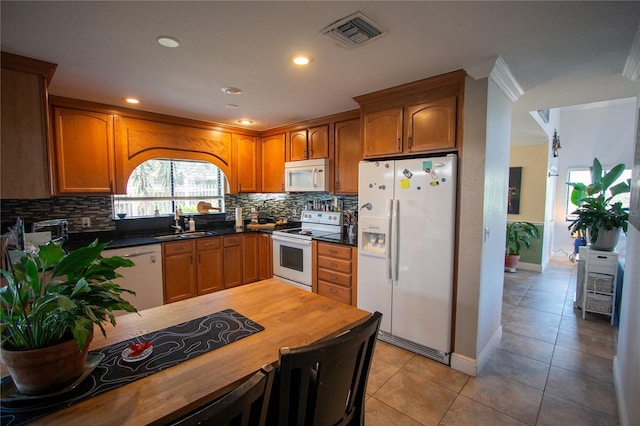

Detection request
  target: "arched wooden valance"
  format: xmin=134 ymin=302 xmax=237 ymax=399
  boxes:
xmin=115 ymin=117 xmax=232 ymax=193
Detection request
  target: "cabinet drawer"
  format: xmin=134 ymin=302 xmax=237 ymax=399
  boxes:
xmin=317 ymin=243 xmax=352 ymax=260
xmin=197 ymin=237 xmax=222 ymax=251
xmin=318 ymin=281 xmax=351 ymax=305
xmin=317 ymin=268 xmax=351 ymax=287
xmin=223 ymin=235 xmax=242 ymax=247
xmin=163 ymin=240 xmax=194 ymax=256
xmin=317 ymin=256 xmax=351 ymax=274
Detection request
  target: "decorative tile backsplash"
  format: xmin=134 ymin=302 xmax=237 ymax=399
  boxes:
xmin=1 ymin=193 xmax=358 ymax=234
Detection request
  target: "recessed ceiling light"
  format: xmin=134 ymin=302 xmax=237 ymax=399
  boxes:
xmin=238 ymin=119 xmax=254 ymax=125
xmin=225 ymin=104 xmax=239 ymax=109
xmin=157 ymin=36 xmax=180 ymax=48
xmin=221 ymin=87 xmax=242 ymax=95
xmin=124 ymin=97 xmax=140 ymax=104
xmin=291 ymin=55 xmax=312 ymax=65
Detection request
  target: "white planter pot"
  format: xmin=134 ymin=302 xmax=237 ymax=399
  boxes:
xmin=589 ymin=227 xmax=621 ymax=251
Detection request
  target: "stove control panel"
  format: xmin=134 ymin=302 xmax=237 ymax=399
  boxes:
xmin=301 ymin=210 xmax=343 ymax=226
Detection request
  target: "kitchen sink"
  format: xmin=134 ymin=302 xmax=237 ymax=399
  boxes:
xmin=154 ymin=231 xmax=217 ymax=241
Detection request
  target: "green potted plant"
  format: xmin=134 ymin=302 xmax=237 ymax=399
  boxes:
xmin=0 ymin=240 xmax=137 ymax=395
xmin=505 ymin=221 xmax=540 ymax=272
xmin=567 ymin=158 xmax=630 ymax=251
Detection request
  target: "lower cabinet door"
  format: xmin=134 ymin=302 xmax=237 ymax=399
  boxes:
xmin=197 ymin=248 xmax=224 ymax=294
xmin=163 ymin=252 xmax=197 ymax=303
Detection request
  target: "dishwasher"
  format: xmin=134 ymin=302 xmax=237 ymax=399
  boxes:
xmin=103 ymin=244 xmax=164 ymax=314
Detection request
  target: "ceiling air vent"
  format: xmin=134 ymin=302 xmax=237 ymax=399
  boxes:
xmin=320 ymin=12 xmax=386 ymax=49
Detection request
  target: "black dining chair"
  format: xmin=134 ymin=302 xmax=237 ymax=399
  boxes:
xmin=274 ymin=311 xmax=382 ymax=426
xmin=172 ymin=364 xmax=275 ymax=426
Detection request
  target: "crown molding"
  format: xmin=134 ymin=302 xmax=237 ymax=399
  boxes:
xmin=489 ymin=57 xmax=524 ymax=102
xmin=465 ymin=56 xmax=524 ymax=102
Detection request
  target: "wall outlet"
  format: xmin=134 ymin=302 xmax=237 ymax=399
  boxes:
xmin=81 ymin=217 xmax=91 ymax=228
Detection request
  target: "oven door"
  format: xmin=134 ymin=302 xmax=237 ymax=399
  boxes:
xmin=272 ymin=234 xmax=312 ymax=290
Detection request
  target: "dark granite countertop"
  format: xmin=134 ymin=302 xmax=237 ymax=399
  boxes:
xmin=63 ymin=220 xmax=357 ymax=251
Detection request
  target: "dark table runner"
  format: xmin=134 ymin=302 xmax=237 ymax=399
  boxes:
xmin=0 ymin=308 xmax=264 ymax=425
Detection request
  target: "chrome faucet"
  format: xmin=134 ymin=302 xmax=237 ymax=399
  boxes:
xmin=171 ymin=221 xmax=183 ymax=233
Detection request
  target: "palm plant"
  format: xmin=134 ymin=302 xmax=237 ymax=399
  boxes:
xmin=567 ymin=158 xmax=630 ymax=244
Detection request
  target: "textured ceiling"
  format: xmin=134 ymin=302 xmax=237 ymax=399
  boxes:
xmin=2 ymin=1 xmax=639 ymax=145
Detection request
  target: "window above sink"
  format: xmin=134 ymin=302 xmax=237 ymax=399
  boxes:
xmin=113 ymin=159 xmax=227 ymax=218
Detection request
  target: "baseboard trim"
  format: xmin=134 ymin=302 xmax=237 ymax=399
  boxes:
xmin=510 ymin=261 xmax=542 ymax=272
xmin=450 ymin=352 xmax=478 ymax=376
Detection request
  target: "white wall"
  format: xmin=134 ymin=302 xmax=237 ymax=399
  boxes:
xmin=613 ymin=98 xmax=639 ymax=426
xmin=453 ymin=73 xmax=511 ymax=375
xmin=552 ymin=99 xmax=636 ymax=258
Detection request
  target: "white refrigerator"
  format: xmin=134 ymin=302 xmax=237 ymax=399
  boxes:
xmin=357 ymin=154 xmax=456 ymax=364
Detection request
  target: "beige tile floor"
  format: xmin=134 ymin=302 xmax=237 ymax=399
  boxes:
xmin=365 ymin=258 xmax=619 ymax=425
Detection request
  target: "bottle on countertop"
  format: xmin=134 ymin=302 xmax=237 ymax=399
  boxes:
xmin=188 ymin=217 xmax=195 ymax=232
xmin=154 ymin=206 xmax=160 ymax=216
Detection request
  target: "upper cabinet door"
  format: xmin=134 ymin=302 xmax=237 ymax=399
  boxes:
xmin=334 ymin=119 xmax=360 ymax=194
xmin=52 ymin=107 xmax=115 ymax=194
xmin=289 ymin=130 xmax=308 ymax=161
xmin=405 ymin=96 xmax=457 ymax=154
xmin=308 ymin=125 xmax=329 ymax=159
xmin=1 ymin=65 xmax=52 ymax=199
xmin=262 ymin=133 xmax=285 ymax=192
xmin=362 ymin=106 xmax=403 ymax=159
xmin=236 ymin=134 xmax=261 ymax=193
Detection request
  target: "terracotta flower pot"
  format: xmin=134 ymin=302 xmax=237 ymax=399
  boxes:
xmin=0 ymin=332 xmax=93 ymax=395
xmin=504 ymin=254 xmax=520 ymax=273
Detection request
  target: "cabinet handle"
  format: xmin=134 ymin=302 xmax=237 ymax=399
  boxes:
xmin=190 ymin=255 xmax=193 ymax=265
xmin=330 ymin=262 xmax=337 ymax=268
xmin=330 ymin=288 xmax=337 ymax=294
xmin=198 ymin=254 xmax=201 ymax=263
xmin=408 ymin=136 xmax=413 ymax=149
xmin=397 ymin=138 xmax=401 ymax=151
xmin=331 ymin=275 xmax=337 ymax=280
xmin=329 ymin=249 xmax=337 ymax=254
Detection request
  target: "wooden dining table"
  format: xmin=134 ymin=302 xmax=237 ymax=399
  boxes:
xmin=28 ymin=279 xmax=370 ymax=425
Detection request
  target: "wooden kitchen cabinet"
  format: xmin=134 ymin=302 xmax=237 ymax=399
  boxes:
xmin=196 ymin=237 xmax=224 ymax=294
xmin=355 ymin=70 xmax=464 ymax=159
xmin=163 ymin=240 xmax=197 ymax=303
xmin=261 ymin=133 xmax=285 ymax=192
xmin=333 ymin=118 xmax=360 ymax=194
xmin=223 ymin=235 xmax=243 ymax=288
xmin=258 ymin=232 xmax=272 ymax=280
xmin=316 ymin=242 xmax=358 ymax=306
xmin=404 ymin=96 xmax=457 ymax=153
xmin=51 ymin=106 xmax=116 ymax=194
xmin=362 ymin=106 xmax=403 ymax=158
xmin=361 ymin=96 xmax=456 ymax=158
xmin=235 ymin=133 xmax=261 ymax=193
xmin=289 ymin=125 xmax=329 ymax=161
xmin=242 ymin=233 xmax=260 ymax=284
xmin=1 ymin=52 xmax=56 ymax=199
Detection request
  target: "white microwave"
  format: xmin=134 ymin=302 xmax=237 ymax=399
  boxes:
xmin=284 ymin=158 xmax=330 ymax=192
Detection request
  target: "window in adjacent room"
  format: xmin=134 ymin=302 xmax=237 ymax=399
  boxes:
xmin=565 ymin=167 xmax=631 ymax=220
xmin=113 ymin=159 xmax=225 ymax=218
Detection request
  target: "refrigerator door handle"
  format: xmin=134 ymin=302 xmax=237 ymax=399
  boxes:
xmin=390 ymin=198 xmax=399 ymax=282
xmin=385 ymin=198 xmax=393 ymax=280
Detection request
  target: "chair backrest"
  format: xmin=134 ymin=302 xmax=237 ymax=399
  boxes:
xmin=173 ymin=364 xmax=275 ymax=426
xmin=276 ymin=311 xmax=382 ymax=426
